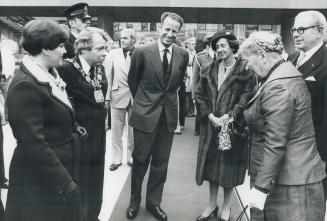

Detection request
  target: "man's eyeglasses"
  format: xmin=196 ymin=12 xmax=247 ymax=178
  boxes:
xmin=290 ymin=25 xmax=320 ymax=34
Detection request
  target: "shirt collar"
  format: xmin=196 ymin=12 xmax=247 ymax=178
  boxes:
xmin=302 ymin=41 xmax=323 ymax=60
xmin=79 ymin=55 xmax=91 ymax=74
xmin=158 ymin=40 xmax=173 ymax=54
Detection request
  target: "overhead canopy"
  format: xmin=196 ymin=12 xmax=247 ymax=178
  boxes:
xmin=1 ymin=0 xmax=327 ymax=9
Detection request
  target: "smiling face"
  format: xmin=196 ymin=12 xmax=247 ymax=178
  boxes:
xmin=84 ymin=33 xmax=108 ymax=66
xmin=292 ymin=14 xmax=322 ymax=52
xmin=46 ymin=43 xmax=67 ymax=68
xmin=216 ymin=38 xmax=234 ymax=61
xmin=120 ymin=31 xmax=135 ymax=50
xmin=159 ymin=16 xmax=181 ymax=47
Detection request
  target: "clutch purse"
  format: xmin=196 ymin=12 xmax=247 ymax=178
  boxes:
xmin=217 ymin=114 xmax=234 ymax=151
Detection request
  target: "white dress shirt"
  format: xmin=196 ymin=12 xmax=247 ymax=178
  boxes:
xmin=158 ymin=41 xmax=172 ymax=65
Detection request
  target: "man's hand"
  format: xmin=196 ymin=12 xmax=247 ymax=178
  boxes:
xmin=247 ymin=187 xmax=268 ymax=211
xmin=104 ymin=100 xmax=110 ymax=110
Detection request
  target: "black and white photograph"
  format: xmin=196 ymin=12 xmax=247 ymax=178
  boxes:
xmin=0 ymin=0 xmax=327 ymax=221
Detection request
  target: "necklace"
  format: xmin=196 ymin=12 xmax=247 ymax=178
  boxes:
xmin=70 ymin=60 xmax=103 ymax=90
xmin=260 ymin=59 xmax=285 ymax=84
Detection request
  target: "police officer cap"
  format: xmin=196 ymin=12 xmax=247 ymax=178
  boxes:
xmin=211 ymin=30 xmax=237 ymax=51
xmin=63 ymin=2 xmax=91 ymax=20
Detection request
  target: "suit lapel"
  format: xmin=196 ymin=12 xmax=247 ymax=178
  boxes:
xmin=149 ymin=43 xmax=165 ymax=88
xmin=117 ymin=48 xmax=129 ymax=74
xmin=166 ymin=45 xmax=182 ymax=88
xmin=298 ymin=45 xmax=325 ymax=78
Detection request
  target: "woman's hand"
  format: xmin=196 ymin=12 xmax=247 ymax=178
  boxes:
xmin=208 ymin=113 xmax=224 ymax=128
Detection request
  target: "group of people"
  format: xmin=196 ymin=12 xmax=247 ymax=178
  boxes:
xmin=0 ymin=2 xmax=326 ymax=221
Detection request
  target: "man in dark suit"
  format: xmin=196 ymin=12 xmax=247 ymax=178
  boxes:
xmin=58 ymin=27 xmax=109 ymax=221
xmin=63 ymin=2 xmax=91 ymax=59
xmin=288 ymin=10 xmax=327 ymax=197
xmin=126 ymin=12 xmax=189 ymax=221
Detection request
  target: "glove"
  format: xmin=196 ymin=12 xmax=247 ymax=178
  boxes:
xmin=247 ymin=187 xmax=268 ymax=210
xmin=62 ymin=181 xmax=78 ymax=198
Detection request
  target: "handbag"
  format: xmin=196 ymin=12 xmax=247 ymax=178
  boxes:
xmin=217 ymin=114 xmax=233 ymax=151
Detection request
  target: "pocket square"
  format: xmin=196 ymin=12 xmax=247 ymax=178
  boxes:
xmin=305 ymin=76 xmax=316 ymax=81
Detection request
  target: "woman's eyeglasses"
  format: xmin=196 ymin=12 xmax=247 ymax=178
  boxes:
xmin=290 ymin=25 xmax=320 ymax=34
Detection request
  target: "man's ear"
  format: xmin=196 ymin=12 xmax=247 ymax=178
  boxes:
xmin=42 ymin=48 xmax=49 ymax=56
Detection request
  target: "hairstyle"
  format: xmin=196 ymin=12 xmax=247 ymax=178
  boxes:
xmin=160 ymin=12 xmax=184 ymax=30
xmin=296 ymin=10 xmax=327 ymax=34
xmin=20 ymin=19 xmax=69 ymax=56
xmin=213 ymin=38 xmax=239 ymax=54
xmin=240 ymin=31 xmax=284 ymax=55
xmin=75 ymin=27 xmax=111 ymax=55
xmin=121 ymin=28 xmax=136 ymax=41
xmin=136 ymin=33 xmax=146 ymax=41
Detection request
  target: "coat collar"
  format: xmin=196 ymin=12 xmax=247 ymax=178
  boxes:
xmin=21 ymin=56 xmax=73 ymax=112
xmin=247 ymin=61 xmax=301 ymax=104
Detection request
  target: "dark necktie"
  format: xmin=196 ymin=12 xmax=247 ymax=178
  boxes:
xmin=162 ymin=48 xmax=169 ymax=84
xmin=89 ymin=66 xmax=95 ymax=80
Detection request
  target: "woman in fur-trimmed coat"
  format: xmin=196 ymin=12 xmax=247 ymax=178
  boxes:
xmin=194 ymin=30 xmax=257 ymax=221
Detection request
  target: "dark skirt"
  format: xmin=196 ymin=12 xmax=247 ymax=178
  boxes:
xmin=203 ymin=128 xmax=247 ymax=187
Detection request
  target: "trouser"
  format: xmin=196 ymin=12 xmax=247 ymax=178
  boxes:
xmin=110 ymin=104 xmax=134 ymax=164
xmin=194 ymin=103 xmax=201 ymax=134
xmin=129 ymin=111 xmax=174 ymax=208
xmin=178 ymin=82 xmax=186 ymax=126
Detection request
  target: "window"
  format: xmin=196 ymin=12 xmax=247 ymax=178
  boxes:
xmin=113 ymin=22 xmax=120 ymax=31
xmin=150 ymin=23 xmax=157 ymax=31
xmin=141 ymin=23 xmax=148 ymax=31
xmin=126 ymin=23 xmax=133 ymax=29
xmin=197 ymin=24 xmax=206 ymax=30
xmin=223 ymin=24 xmax=233 ymax=31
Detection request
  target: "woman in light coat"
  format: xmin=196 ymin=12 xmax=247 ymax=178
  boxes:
xmin=240 ymin=31 xmax=326 ymax=221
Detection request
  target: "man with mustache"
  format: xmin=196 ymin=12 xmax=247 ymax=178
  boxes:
xmin=126 ymin=12 xmax=189 ymax=221
xmin=58 ymin=27 xmax=109 ymax=221
xmin=288 ymin=10 xmax=327 ymax=199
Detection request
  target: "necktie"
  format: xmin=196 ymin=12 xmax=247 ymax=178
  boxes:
xmin=89 ymin=66 xmax=95 ymax=80
xmin=162 ymin=48 xmax=169 ymax=85
xmin=296 ymin=51 xmax=305 ymax=68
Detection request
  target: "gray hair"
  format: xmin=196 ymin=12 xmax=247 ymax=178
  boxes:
xmin=240 ymin=31 xmax=284 ymax=55
xmin=75 ymin=27 xmax=111 ymax=55
xmin=296 ymin=10 xmax=327 ymax=34
xmin=121 ymin=28 xmax=136 ymax=41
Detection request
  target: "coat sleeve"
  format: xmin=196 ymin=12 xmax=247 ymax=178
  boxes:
xmin=254 ymin=82 xmax=294 ymax=191
xmin=128 ymin=48 xmax=144 ymax=98
xmin=319 ymin=74 xmax=327 ymax=161
xmin=192 ymin=55 xmax=201 ymax=99
xmin=7 ymin=81 xmax=73 ymax=193
xmin=194 ymin=76 xmax=213 ymax=120
xmin=103 ymin=51 xmax=114 ymax=100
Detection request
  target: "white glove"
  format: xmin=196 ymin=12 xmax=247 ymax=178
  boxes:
xmin=208 ymin=113 xmax=228 ymax=128
xmin=247 ymin=187 xmax=268 ymax=211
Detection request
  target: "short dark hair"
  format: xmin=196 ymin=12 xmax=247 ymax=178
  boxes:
xmin=21 ymin=20 xmax=69 ymax=56
xmin=160 ymin=12 xmax=184 ymax=30
xmin=227 ymin=39 xmax=240 ymax=54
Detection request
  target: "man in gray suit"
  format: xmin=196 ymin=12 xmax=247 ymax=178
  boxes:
xmin=104 ymin=28 xmax=135 ymax=171
xmin=126 ymin=12 xmax=189 ymax=221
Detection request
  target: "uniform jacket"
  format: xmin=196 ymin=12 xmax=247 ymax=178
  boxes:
xmin=244 ymin=61 xmax=326 ymax=191
xmin=288 ymin=45 xmax=327 ymax=161
xmin=128 ymin=42 xmax=189 ymax=133
xmin=58 ymin=57 xmax=108 ymax=163
xmin=194 ymin=57 xmax=257 ymax=185
xmin=192 ymin=50 xmax=214 ymax=98
xmin=5 ymin=58 xmax=82 ymax=221
xmin=64 ymin=33 xmax=76 ymax=59
xmin=104 ymin=48 xmax=133 ymax=108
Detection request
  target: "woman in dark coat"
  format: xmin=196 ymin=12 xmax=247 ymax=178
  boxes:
xmin=194 ymin=30 xmax=257 ymax=221
xmin=5 ymin=20 xmax=82 ymax=221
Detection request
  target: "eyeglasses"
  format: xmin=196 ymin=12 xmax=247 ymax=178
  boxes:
xmin=290 ymin=25 xmax=320 ymax=34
